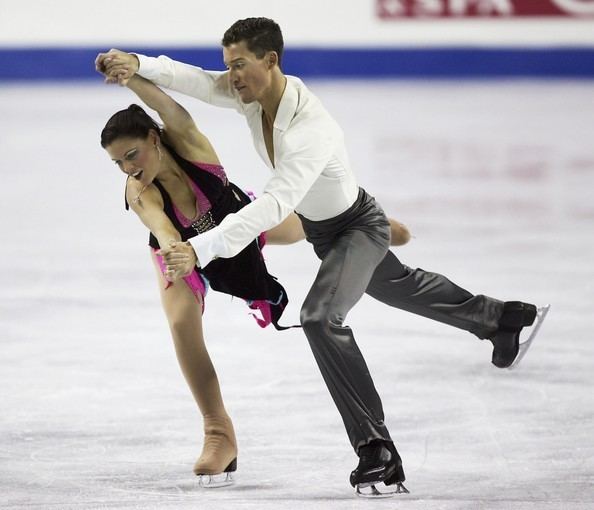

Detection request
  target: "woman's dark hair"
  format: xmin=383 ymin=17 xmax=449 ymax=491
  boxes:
xmin=100 ymin=104 xmax=161 ymax=148
xmin=222 ymin=17 xmax=284 ymax=67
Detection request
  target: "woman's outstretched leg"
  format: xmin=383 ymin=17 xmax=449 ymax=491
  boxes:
xmin=151 ymin=252 xmax=237 ymax=479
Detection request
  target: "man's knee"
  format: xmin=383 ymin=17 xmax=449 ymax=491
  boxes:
xmin=367 ymin=264 xmax=414 ymax=297
xmin=300 ymin=301 xmax=340 ymax=339
xmin=300 ymin=302 xmax=323 ymax=331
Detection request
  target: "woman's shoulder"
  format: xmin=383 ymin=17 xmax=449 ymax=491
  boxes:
xmin=125 ymin=178 xmax=163 ymax=211
xmin=125 ymin=176 xmax=145 ymax=198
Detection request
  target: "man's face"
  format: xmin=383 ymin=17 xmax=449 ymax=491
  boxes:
xmin=223 ymin=41 xmax=272 ymax=104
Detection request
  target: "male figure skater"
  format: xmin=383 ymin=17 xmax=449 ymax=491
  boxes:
xmin=97 ymin=17 xmax=548 ymax=497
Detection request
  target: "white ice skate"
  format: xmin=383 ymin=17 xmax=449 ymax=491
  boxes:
xmin=355 ymin=480 xmax=410 ymax=498
xmin=508 ymin=304 xmax=550 ymax=370
xmin=197 ymin=470 xmax=235 ymax=488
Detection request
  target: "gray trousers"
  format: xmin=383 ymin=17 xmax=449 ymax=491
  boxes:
xmin=298 ymin=188 xmax=504 ymax=453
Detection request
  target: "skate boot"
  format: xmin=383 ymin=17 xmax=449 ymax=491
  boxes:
xmin=350 ymin=440 xmax=409 ymax=498
xmin=490 ymin=301 xmax=550 ymax=369
xmin=193 ymin=415 xmax=237 ymax=488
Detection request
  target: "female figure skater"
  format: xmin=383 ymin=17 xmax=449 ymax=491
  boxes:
xmin=99 ymin=72 xmax=411 ymax=487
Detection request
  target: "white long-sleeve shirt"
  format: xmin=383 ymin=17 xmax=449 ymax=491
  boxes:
xmin=138 ymin=54 xmax=359 ymax=267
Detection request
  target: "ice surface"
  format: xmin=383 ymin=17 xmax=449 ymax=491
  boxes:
xmin=1 ymin=80 xmax=593 ymax=509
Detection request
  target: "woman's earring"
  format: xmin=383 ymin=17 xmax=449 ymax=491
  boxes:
xmin=156 ymin=144 xmax=162 ymax=161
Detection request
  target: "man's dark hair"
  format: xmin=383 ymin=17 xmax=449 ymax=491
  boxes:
xmin=222 ymin=17 xmax=284 ymax=67
xmin=100 ymin=104 xmax=161 ymax=148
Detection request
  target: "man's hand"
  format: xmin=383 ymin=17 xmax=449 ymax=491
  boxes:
xmin=95 ymin=49 xmax=139 ymax=86
xmin=157 ymin=241 xmax=199 ymax=281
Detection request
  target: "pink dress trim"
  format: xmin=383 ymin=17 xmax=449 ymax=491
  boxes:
xmin=171 ymin=161 xmax=227 ymax=227
xmin=152 ymin=248 xmax=207 ymax=313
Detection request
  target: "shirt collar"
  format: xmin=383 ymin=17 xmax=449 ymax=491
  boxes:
xmin=272 ymin=77 xmax=299 ymax=132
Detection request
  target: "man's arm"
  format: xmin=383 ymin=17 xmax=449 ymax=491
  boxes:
xmin=137 ymin=55 xmax=239 ymax=110
xmin=96 ymin=49 xmax=240 ymax=110
xmin=189 ymin=127 xmax=334 ymax=267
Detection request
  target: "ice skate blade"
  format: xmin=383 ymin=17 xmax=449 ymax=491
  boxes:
xmin=197 ymin=472 xmax=234 ymax=488
xmin=356 ymin=482 xmax=409 ymax=498
xmin=508 ymin=304 xmax=550 ymax=370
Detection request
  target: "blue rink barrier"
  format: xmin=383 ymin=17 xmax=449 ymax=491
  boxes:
xmin=1 ymin=46 xmax=593 ymax=80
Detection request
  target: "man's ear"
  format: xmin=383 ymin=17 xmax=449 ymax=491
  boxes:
xmin=267 ymin=51 xmax=278 ymax=69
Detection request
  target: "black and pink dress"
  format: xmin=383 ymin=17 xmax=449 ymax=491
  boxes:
xmin=126 ymin=145 xmax=289 ymax=330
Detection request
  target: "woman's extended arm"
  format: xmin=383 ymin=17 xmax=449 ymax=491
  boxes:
xmin=125 ymin=75 xmax=193 ymax=134
xmin=126 ymin=179 xmax=180 ymax=248
xmin=126 ymin=179 xmax=195 ymax=281
xmin=123 ymin=75 xmax=219 ymax=163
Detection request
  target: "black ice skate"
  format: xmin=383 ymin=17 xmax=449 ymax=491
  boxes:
xmin=350 ymin=440 xmax=409 ymax=498
xmin=490 ymin=301 xmax=550 ymax=369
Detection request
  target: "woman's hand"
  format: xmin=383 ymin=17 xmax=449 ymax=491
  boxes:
xmin=157 ymin=241 xmax=199 ymax=281
xmin=95 ymin=49 xmax=139 ymax=85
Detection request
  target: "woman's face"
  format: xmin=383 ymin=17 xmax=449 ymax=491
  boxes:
xmin=105 ymin=135 xmax=160 ymax=186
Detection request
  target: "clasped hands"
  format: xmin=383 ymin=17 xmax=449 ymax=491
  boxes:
xmin=158 ymin=241 xmax=200 ymax=282
xmin=95 ymin=49 xmax=138 ymax=85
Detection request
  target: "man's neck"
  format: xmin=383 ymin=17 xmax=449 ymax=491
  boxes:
xmin=260 ymin=70 xmax=287 ymax=126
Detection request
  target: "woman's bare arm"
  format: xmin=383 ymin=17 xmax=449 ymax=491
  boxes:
xmin=124 ymin=75 xmax=220 ymax=164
